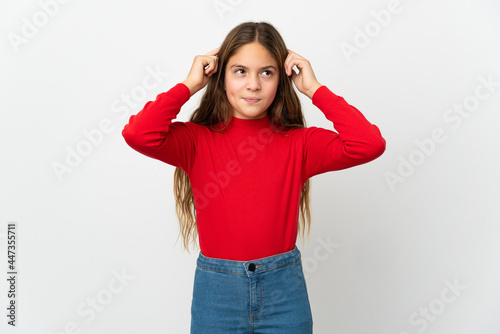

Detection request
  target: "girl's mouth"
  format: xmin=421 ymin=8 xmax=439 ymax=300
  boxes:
xmin=243 ymin=97 xmax=260 ymax=104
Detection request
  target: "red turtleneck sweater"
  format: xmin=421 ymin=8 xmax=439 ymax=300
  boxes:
xmin=122 ymin=83 xmax=385 ymax=261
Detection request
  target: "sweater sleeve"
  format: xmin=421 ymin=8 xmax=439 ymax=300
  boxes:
xmin=302 ymin=85 xmax=386 ymax=180
xmin=121 ymin=83 xmax=196 ymax=173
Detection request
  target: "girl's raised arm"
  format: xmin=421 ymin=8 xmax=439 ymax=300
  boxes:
xmin=121 ymin=83 xmax=195 ymax=173
xmin=302 ymin=87 xmax=386 ymax=180
xmin=121 ymin=48 xmax=219 ymax=173
xmin=284 ymin=50 xmax=386 ymax=180
xmin=182 ymin=47 xmax=219 ymax=96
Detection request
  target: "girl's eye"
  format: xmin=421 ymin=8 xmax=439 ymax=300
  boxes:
xmin=234 ymin=69 xmax=272 ymax=76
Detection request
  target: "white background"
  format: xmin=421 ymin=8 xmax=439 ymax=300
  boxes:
xmin=1 ymin=0 xmax=500 ymax=333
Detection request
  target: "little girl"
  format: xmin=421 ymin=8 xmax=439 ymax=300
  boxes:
xmin=122 ymin=21 xmax=385 ymax=334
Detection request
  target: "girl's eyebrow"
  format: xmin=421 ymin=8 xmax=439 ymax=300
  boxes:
xmin=230 ymin=64 xmax=277 ymax=70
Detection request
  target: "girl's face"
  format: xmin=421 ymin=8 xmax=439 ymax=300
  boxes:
xmin=224 ymin=42 xmax=279 ymax=119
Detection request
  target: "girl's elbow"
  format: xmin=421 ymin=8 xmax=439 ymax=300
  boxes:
xmin=122 ymin=125 xmax=133 ymax=143
xmin=368 ymin=137 xmax=386 ymax=159
xmin=122 ymin=125 xmax=143 ymax=150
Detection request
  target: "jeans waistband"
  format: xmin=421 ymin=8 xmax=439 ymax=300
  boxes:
xmin=196 ymin=245 xmax=301 ymax=276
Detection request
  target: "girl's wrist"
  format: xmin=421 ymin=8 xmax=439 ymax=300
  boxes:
xmin=306 ymin=82 xmax=323 ymax=99
xmin=182 ymin=79 xmax=197 ymax=96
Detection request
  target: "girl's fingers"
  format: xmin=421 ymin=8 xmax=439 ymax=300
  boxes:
xmin=286 ymin=49 xmax=304 ymax=62
xmin=285 ymin=56 xmax=304 ymax=76
xmin=203 ymin=48 xmax=220 ymax=74
xmin=207 ymin=47 xmax=220 ymax=57
xmin=203 ymin=56 xmax=218 ymax=76
xmin=184 ymin=48 xmax=221 ymax=95
xmin=284 ymin=49 xmax=305 ymax=76
xmin=284 ymin=51 xmax=292 ymax=75
xmin=285 ymin=48 xmax=322 ymax=98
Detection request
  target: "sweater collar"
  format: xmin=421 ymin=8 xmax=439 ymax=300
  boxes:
xmin=227 ymin=114 xmax=271 ymax=131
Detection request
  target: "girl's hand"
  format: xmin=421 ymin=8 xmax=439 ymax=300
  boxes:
xmin=182 ymin=47 xmax=220 ymax=96
xmin=284 ymin=49 xmax=322 ymax=99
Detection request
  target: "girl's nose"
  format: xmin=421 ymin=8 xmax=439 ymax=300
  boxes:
xmin=245 ymin=74 xmax=261 ymax=90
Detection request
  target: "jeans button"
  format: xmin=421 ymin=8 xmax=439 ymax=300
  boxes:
xmin=248 ymin=263 xmax=256 ymax=271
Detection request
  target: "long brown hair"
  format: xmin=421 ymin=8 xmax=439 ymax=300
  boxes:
xmin=173 ymin=21 xmax=312 ymax=253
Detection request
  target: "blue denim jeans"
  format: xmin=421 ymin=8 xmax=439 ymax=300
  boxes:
xmin=190 ymin=245 xmax=313 ymax=333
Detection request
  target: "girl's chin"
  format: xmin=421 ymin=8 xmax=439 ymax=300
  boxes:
xmin=233 ymin=111 xmax=267 ymax=119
